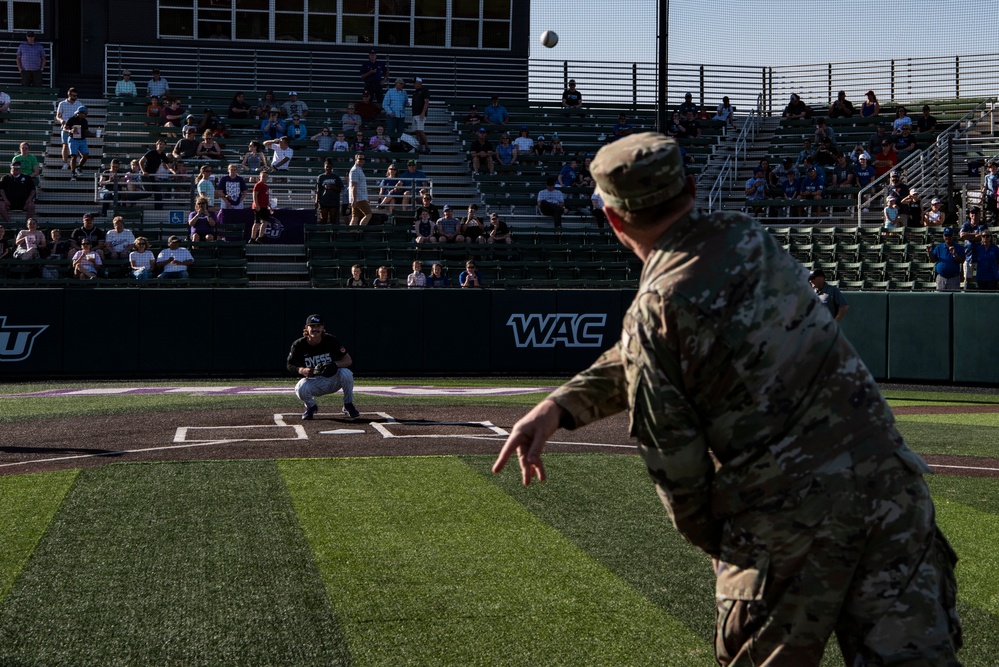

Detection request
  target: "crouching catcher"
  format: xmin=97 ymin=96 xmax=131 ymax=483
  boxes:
xmin=287 ymin=313 xmax=360 ymax=420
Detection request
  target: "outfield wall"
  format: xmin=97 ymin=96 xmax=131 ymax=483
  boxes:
xmin=1 ymin=289 xmax=997 ymax=383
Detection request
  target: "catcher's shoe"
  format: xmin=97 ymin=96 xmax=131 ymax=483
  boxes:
xmin=342 ymin=402 xmax=360 ymax=419
xmin=302 ymin=404 xmax=318 ymax=420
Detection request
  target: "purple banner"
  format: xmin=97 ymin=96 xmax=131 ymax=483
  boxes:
xmin=218 ymin=208 xmax=308 ymax=244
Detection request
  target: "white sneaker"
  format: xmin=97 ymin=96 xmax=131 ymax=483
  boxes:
xmin=61 ymin=163 xmax=69 ymax=170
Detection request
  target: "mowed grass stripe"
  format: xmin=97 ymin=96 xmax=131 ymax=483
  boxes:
xmin=280 ymin=457 xmax=708 ymax=667
xmin=0 ymin=461 xmax=350 ymax=667
xmin=895 ymin=420 xmax=999 ymax=459
xmin=0 ymin=470 xmax=77 ymax=602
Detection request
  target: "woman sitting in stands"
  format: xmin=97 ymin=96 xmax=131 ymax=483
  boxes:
xmin=495 ymin=134 xmax=517 ymax=166
xmin=549 ymin=134 xmax=566 ymax=156
xmin=713 ymin=96 xmax=735 ymax=124
xmin=311 ymin=126 xmax=335 ymax=151
xmin=257 ymin=90 xmax=277 ymax=119
xmin=196 ymin=130 xmax=224 ymax=160
xmin=228 ymin=92 xmax=253 ymax=121
xmin=188 ymin=196 xmax=218 ymax=243
xmin=891 ymin=106 xmax=912 ymax=135
xmin=241 ymin=141 xmax=265 ymax=174
xmin=861 ymin=90 xmax=880 ymax=117
xmin=782 ymin=93 xmax=811 ymax=120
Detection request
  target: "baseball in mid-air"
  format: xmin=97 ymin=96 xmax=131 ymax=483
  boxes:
xmin=540 ymin=30 xmax=559 ymax=48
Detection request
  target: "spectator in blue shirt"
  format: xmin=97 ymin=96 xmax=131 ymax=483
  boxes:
xmin=926 ymin=227 xmax=965 ymax=292
xmin=854 ymin=155 xmax=876 ymax=188
xmin=382 ymin=78 xmax=408 ymax=135
xmin=960 ymin=208 xmax=989 ymax=284
xmin=975 ymin=228 xmax=999 ymax=290
xmin=484 ymin=96 xmax=509 ymax=126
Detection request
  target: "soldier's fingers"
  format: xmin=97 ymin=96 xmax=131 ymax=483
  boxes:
xmin=492 ymin=430 xmax=529 ymax=474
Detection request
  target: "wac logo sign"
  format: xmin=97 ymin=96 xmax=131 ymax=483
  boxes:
xmin=506 ymin=313 xmax=607 ymax=348
xmin=0 ymin=316 xmax=48 ymax=362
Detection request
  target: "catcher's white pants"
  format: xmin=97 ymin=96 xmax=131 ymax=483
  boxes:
xmin=295 ymin=368 xmax=355 ymax=408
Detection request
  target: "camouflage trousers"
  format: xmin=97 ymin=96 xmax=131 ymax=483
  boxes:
xmin=713 ymin=449 xmax=962 ymax=666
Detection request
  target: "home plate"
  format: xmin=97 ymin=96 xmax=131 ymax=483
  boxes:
xmin=320 ymin=429 xmax=366 ymax=435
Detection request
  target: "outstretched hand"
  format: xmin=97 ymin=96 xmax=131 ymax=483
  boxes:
xmin=492 ymin=399 xmax=564 ymax=486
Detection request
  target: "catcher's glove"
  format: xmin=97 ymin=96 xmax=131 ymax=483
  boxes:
xmin=313 ymin=362 xmax=338 ymax=377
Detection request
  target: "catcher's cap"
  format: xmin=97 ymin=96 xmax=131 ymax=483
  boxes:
xmin=305 ymin=314 xmax=324 ymax=326
xmin=591 ymin=132 xmax=686 ymax=212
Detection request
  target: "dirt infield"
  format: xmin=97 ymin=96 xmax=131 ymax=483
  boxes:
xmin=1 ymin=405 xmax=996 ymax=478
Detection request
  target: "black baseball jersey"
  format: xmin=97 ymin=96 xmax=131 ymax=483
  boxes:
xmin=286 ymin=332 xmax=347 ymax=373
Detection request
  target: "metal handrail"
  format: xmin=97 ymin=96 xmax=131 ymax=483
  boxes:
xmin=706 ymin=95 xmax=762 ymax=212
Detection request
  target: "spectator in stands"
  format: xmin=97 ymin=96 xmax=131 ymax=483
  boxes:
xmin=578 ymin=154 xmax=595 ymax=187
xmin=382 ymin=78 xmax=408 ymax=135
xmin=470 ymin=127 xmax=496 ymax=176
xmin=976 ymin=227 xmax=999 ymax=291
xmin=923 ymin=197 xmax=947 ymax=227
xmin=681 ymin=111 xmax=701 ymax=139
xmin=12 ymin=141 xmax=41 ymax=189
xmin=800 ymin=165 xmax=824 ymax=210
xmin=829 ymin=90 xmax=855 ymax=118
xmin=348 ymin=153 xmax=372 ymax=226
xmin=228 ymin=92 xmax=253 ymax=121
xmin=311 ymin=126 xmax=334 ymax=151
xmin=712 ymin=96 xmax=735 ymax=125
xmin=926 ymin=227 xmax=963 ymax=291
xmin=126 ymin=158 xmax=147 ymax=199
xmin=484 ymin=96 xmax=510 ymax=127
xmin=286 ymin=114 xmax=307 ymax=141
xmin=916 ymin=105 xmax=938 ymax=133
xmin=407 ymin=260 xmax=426 ymax=288
xmin=537 ymin=177 xmax=565 ymax=228
xmin=512 ymin=126 xmax=534 ymax=158
xmin=782 ymin=93 xmax=811 ymax=120
xmin=612 ymin=114 xmax=635 ymax=141
xmin=198 ymin=109 xmax=226 ymax=137
xmin=0 ymin=162 xmax=36 ymax=223
xmin=217 ymin=163 xmax=248 ymax=210
xmin=814 ymin=137 xmax=839 ymax=168
xmin=0 ymin=88 xmax=10 ymax=115
xmin=867 ymin=122 xmax=889 ymax=156
xmin=195 ymin=165 xmax=216 ymax=209
xmin=426 ymin=262 xmax=449 ymax=287
xmin=146 ymin=68 xmax=170 ymax=98
xmin=900 ymin=187 xmax=923 ymax=227
xmin=15 ymin=32 xmax=46 ymax=87
xmin=894 ymin=124 xmax=917 ymax=162
xmin=891 ymin=106 xmax=912 ymax=135
xmin=12 ymin=217 xmax=45 ymax=260
xmin=72 ymin=212 xmax=107 ymax=257
xmin=115 ymin=69 xmax=136 ymax=97
xmin=414 ymin=209 xmax=436 ymax=244
xmin=983 ymin=161 xmax=999 ymax=224
xmin=173 ymin=128 xmax=200 ymax=159
xmin=779 ymin=168 xmax=802 ymax=215
xmin=666 ymin=111 xmax=685 ymax=139
xmin=861 ymin=90 xmax=880 ymax=118
xmin=280 ymin=91 xmax=308 ymax=119
xmin=352 ymin=130 xmax=367 ymax=153
xmin=355 ymin=91 xmax=381 ymax=122
xmin=873 ymin=140 xmax=898 ymax=178
xmin=261 ymin=110 xmax=285 ymax=141
xmin=487 ymin=212 xmax=513 ymax=244
xmin=376 ymin=163 xmax=405 ymax=215
xmin=434 ymin=205 xmax=464 ymax=243
xmin=854 ymin=154 xmax=876 ymax=188
xmin=129 ymin=237 xmax=154 ymax=279
xmin=883 ymin=196 xmax=901 ymax=231
xmin=257 ymin=90 xmax=277 ymax=119
xmin=241 ymin=140 xmax=265 ymax=174
xmin=197 ymin=130 xmax=224 ymax=160
xmin=534 ymin=134 xmax=552 ymax=156
xmin=496 ymin=133 xmax=517 ymax=166
xmin=264 ymin=136 xmax=293 ymax=172
xmin=558 ymin=158 xmax=579 ymax=190
xmin=808 ymin=269 xmax=849 ymax=321
xmin=464 ymin=104 xmax=484 ymax=126
xmin=813 ymin=118 xmax=837 ymax=147
xmin=411 ymin=77 xmax=431 ymax=154
xmin=359 ymin=50 xmax=388 ymax=103
xmin=795 ymin=138 xmax=815 ymax=168
xmin=373 ymin=265 xmax=393 ymax=288
xmin=188 ymin=196 xmax=218 ymax=243
xmin=313 ymin=158 xmax=343 ymax=225
xmin=55 ymin=87 xmax=82 ymax=171
xmin=400 ymin=160 xmax=430 ymax=207
xmin=677 ymin=92 xmax=698 ymax=116
xmin=250 ymin=171 xmax=272 ymax=243
xmin=745 ymin=167 xmax=768 ymax=215
xmin=414 ymin=192 xmax=439 ymax=222
xmin=960 ymin=207 xmax=988 ymax=285
xmin=368 ymin=125 xmax=391 ymax=152
xmin=72 ymin=239 xmax=102 ymax=280
xmin=156 ymin=235 xmax=194 ymax=279
xmin=460 ymin=204 xmax=486 ymax=244
xmin=331 ymin=131 xmax=350 ymax=152
xmin=345 ymin=264 xmax=367 ymax=288
xmin=884 ymin=170 xmax=909 ymax=204
xmin=105 ymin=214 xmax=136 ymax=263
xmin=562 ymin=80 xmax=583 ymax=114
xmin=549 ymin=133 xmax=566 ymax=156
xmin=589 ymin=189 xmax=607 ymax=229
xmin=145 ymin=95 xmax=162 ymax=125
xmin=48 ymin=228 xmax=72 ymax=261
xmin=459 ymin=260 xmax=483 ymax=288
xmin=162 ymin=98 xmax=186 ymax=137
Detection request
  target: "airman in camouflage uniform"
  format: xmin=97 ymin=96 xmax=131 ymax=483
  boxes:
xmin=494 ymin=133 xmax=962 ymax=666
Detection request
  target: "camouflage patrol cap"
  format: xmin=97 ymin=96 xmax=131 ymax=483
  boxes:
xmin=591 ymin=132 xmax=685 ymax=211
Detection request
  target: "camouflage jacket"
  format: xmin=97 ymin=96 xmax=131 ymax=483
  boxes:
xmin=549 ymin=208 xmax=916 ymax=557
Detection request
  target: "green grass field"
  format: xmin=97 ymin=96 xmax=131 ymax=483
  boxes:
xmin=0 ymin=382 xmax=995 ymax=665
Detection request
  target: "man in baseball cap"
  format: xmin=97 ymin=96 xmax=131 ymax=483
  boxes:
xmin=495 ymin=131 xmax=962 ymax=665
xmin=286 ymin=312 xmax=360 ymax=420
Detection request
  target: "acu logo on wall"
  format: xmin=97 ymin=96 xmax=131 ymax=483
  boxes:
xmin=0 ymin=316 xmax=48 ymax=362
